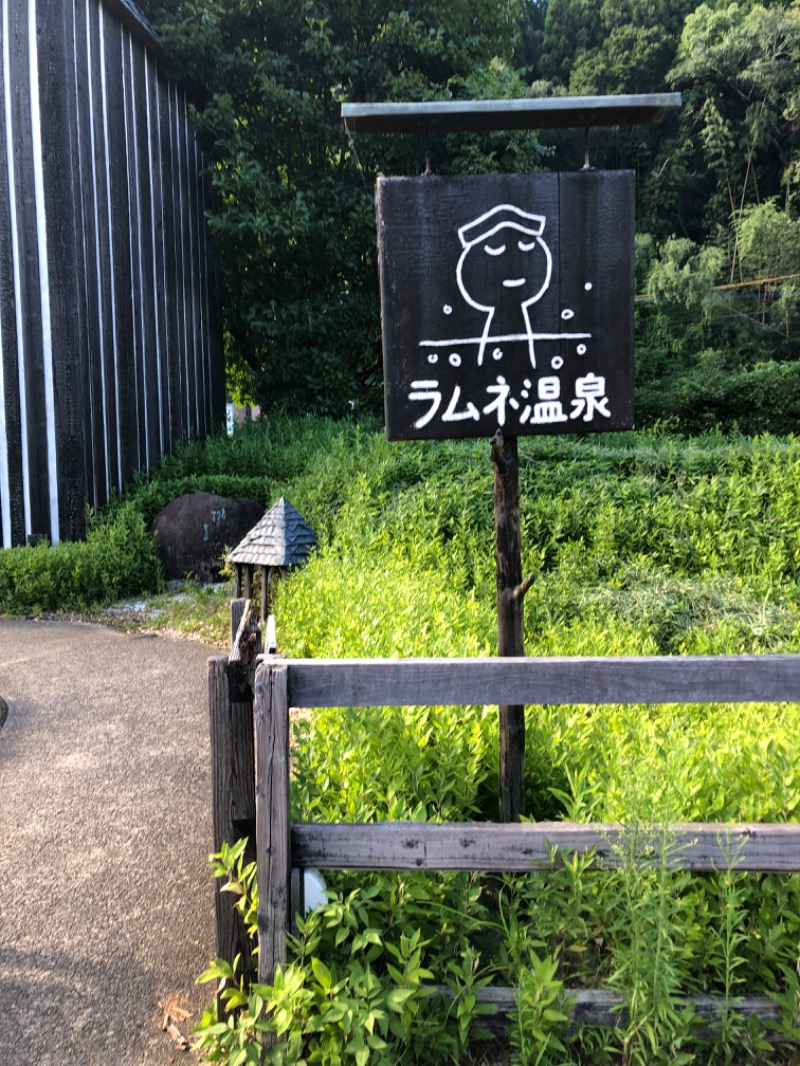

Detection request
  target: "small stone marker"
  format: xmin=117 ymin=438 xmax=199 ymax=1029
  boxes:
xmin=150 ymin=492 xmax=264 ymax=581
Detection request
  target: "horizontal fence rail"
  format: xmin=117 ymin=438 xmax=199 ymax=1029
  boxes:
xmin=291 ymin=821 xmax=800 ymax=874
xmin=286 ymin=654 xmax=800 ymax=708
xmin=252 ymin=654 xmax=800 ymax=1044
xmin=433 ymin=987 xmax=783 ymax=1035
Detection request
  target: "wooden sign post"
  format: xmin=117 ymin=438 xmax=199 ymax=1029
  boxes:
xmin=345 ymin=95 xmax=680 ymax=821
xmin=492 ymin=429 xmax=527 ymax=821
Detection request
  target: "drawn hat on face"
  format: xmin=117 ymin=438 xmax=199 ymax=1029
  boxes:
xmin=458 ymin=204 xmax=546 ymax=249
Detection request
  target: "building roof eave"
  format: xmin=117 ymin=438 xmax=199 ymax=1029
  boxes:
xmin=102 ymin=0 xmax=167 ymax=62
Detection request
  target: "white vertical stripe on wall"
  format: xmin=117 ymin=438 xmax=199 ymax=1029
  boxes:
xmin=145 ymin=55 xmax=163 ymax=454
xmin=129 ymin=33 xmax=149 ymax=469
xmin=99 ymin=2 xmax=122 ymax=492
xmin=3 ymin=0 xmax=31 ymax=539
xmin=184 ymin=98 xmax=199 ymax=434
xmin=155 ymin=74 xmax=171 ymax=445
xmin=28 ymin=0 xmax=60 ymax=544
xmin=0 ymin=0 xmax=12 ymax=548
xmin=86 ymin=0 xmax=110 ymax=501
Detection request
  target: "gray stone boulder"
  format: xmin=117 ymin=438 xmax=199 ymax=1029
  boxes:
xmin=150 ymin=492 xmax=264 ymax=581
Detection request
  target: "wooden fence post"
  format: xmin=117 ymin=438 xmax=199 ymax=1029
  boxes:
xmin=230 ymin=596 xmax=247 ymax=646
xmin=255 ymin=660 xmax=291 ymax=1046
xmin=208 ymin=657 xmax=256 ymax=979
xmin=207 ymin=599 xmax=262 ymax=979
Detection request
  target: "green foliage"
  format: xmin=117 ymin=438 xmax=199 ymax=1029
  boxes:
xmin=645 ymin=238 xmax=725 ymax=307
xmin=734 ymin=200 xmax=800 ymax=336
xmin=79 ymin=413 xmax=800 ymax=648
xmin=507 ymin=947 xmax=572 ymax=1065
xmin=633 ymin=188 xmax=800 ymax=434
xmin=199 ymin=831 xmax=503 ymax=1063
xmin=669 ymin=2 xmax=800 ymax=220
xmin=0 ymin=502 xmax=163 ymax=613
xmin=158 ymin=418 xmax=800 ymax=1062
xmin=145 ymin=0 xmax=537 ymax=414
xmin=605 ymin=829 xmax=699 ymax=1066
xmin=138 ymin=0 xmax=800 ymax=424
xmin=197 ymin=871 xmax=499 ymax=1065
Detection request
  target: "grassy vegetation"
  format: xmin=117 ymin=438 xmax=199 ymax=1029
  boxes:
xmin=144 ymin=417 xmax=800 ymax=1064
xmin=7 ymin=416 xmax=800 ymax=1061
xmin=0 ymin=500 xmax=163 ymax=615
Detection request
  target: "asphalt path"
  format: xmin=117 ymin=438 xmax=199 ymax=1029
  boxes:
xmin=0 ymin=619 xmax=219 ymax=1064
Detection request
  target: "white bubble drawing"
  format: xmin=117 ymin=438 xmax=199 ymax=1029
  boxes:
xmin=492 ymin=347 xmax=504 ymax=361
xmin=577 ymin=344 xmax=587 ymax=355
xmin=561 ymin=309 xmax=575 ymax=321
xmin=428 ymin=353 xmax=439 ymax=364
xmin=551 ymin=356 xmax=564 ymax=370
xmin=585 ymin=282 xmax=593 ymax=291
xmin=443 ymin=304 xmax=453 ymax=315
xmin=449 ymin=352 xmax=462 ymax=368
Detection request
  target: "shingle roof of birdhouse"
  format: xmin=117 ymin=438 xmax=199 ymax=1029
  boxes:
xmin=228 ymin=497 xmax=317 ymax=567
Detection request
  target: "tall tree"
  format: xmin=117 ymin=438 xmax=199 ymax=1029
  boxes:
xmin=146 ymin=0 xmax=537 ymax=414
xmin=668 ymin=1 xmax=800 ymax=232
xmin=534 ymin=0 xmax=695 ymax=209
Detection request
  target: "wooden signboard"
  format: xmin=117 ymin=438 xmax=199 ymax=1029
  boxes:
xmin=377 ymin=171 xmax=635 ymax=441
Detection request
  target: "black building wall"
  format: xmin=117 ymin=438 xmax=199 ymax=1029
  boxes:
xmin=0 ymin=0 xmax=224 ymax=546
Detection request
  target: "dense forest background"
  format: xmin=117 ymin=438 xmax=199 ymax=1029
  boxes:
xmin=144 ymin=0 xmax=800 ymax=433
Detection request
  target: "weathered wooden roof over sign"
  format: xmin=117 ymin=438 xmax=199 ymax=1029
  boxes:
xmin=342 ymin=94 xmax=682 ymax=136
xmin=228 ymin=498 xmax=317 ymax=567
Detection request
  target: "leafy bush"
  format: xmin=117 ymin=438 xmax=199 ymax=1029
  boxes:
xmin=179 ymin=419 xmax=800 ymax=1062
xmin=0 ymin=502 xmax=163 ymax=613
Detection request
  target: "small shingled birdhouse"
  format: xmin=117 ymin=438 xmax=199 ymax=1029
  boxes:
xmin=227 ymin=497 xmax=318 ymax=620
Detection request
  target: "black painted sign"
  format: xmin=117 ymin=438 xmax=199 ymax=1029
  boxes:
xmin=377 ymin=171 xmax=635 ymax=440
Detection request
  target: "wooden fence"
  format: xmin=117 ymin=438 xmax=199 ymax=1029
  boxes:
xmin=246 ymin=652 xmax=800 ymax=1035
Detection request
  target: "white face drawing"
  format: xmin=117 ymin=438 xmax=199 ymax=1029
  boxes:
xmin=457 ymin=221 xmax=553 ymax=316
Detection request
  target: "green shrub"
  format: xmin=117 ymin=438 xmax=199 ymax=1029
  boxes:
xmin=0 ymin=502 xmax=163 ymax=613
